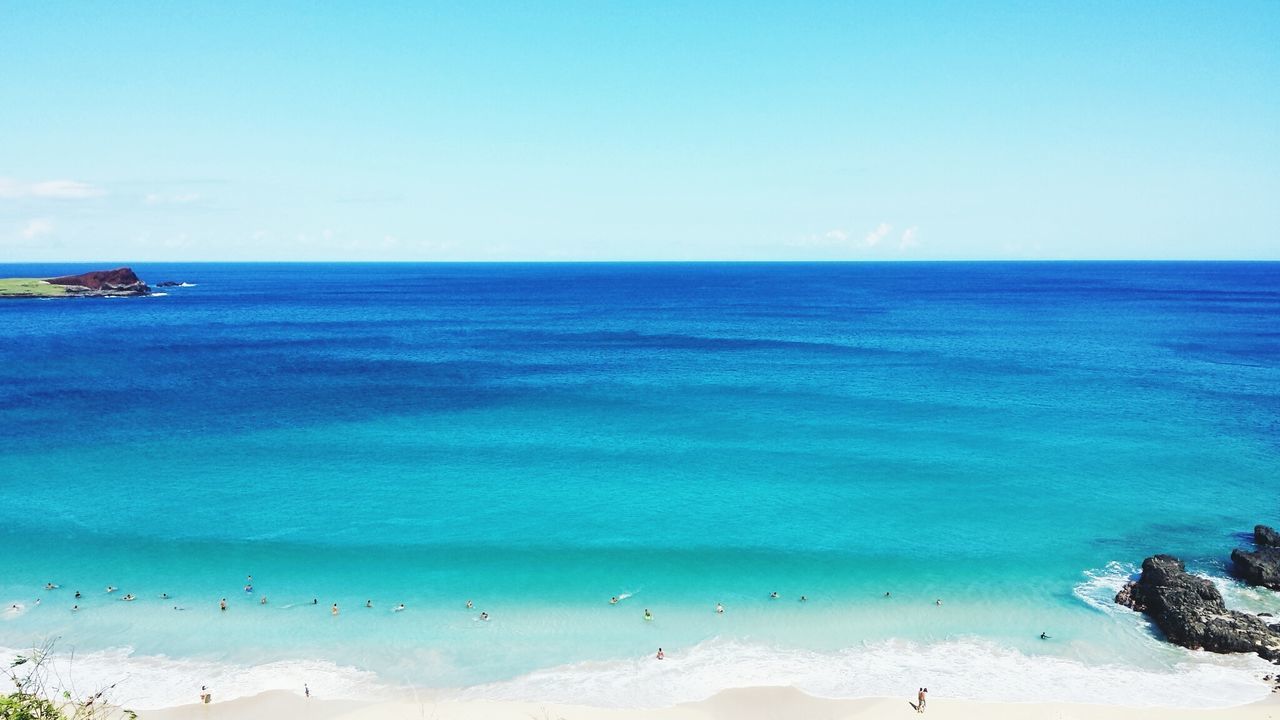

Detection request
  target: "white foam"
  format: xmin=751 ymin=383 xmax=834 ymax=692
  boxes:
xmin=1074 ymin=561 xmax=1141 ymax=616
xmin=459 ymin=636 xmax=1275 ymax=709
xmin=0 ymin=645 xmax=388 ymax=710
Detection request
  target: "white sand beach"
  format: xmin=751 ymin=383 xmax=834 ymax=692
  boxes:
xmin=148 ymin=686 xmax=1280 ymax=720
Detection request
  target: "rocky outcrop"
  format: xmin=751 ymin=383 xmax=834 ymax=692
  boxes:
xmin=1115 ymin=554 xmax=1280 ymax=662
xmin=1231 ymin=525 xmax=1280 ymax=591
xmin=45 ymin=268 xmax=149 ymax=296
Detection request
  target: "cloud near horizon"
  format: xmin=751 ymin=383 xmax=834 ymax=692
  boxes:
xmin=0 ymin=178 xmax=106 ymax=200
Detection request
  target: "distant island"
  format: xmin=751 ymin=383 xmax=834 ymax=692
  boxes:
xmin=0 ymin=267 xmax=151 ymax=298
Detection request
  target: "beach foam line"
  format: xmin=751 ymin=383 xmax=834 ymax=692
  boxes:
xmin=457 ymin=636 xmax=1276 ymax=710
xmin=0 ymin=645 xmax=388 ymax=710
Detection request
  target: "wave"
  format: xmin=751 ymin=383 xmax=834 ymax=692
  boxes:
xmin=0 ymin=645 xmax=387 ymax=710
xmin=1073 ymin=560 xmax=1140 ymax=617
xmin=459 ymin=636 xmax=1275 ymax=709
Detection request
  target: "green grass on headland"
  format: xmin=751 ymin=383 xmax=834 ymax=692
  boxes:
xmin=0 ymin=278 xmax=72 ymax=297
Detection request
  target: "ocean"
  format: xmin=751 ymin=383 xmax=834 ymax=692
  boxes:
xmin=1 ymin=262 xmax=1277 ymax=709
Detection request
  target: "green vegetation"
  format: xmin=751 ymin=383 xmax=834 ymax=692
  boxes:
xmin=3 ymin=643 xmax=135 ymax=719
xmin=0 ymin=278 xmax=71 ymax=297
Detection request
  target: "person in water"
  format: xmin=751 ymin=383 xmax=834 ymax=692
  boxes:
xmin=884 ymin=592 xmax=891 ymax=598
xmin=656 ymin=648 xmax=664 ymax=660
xmin=715 ymin=602 xmax=724 ymax=614
xmin=610 ymin=597 xmax=619 ymax=605
xmin=466 ymin=600 xmax=474 ymax=609
xmin=800 ymin=595 xmax=808 ymax=602
xmin=74 ymin=591 xmax=81 ymax=599
xmin=395 ymin=603 xmax=405 ymax=612
xmin=312 ymin=598 xmax=318 ymax=605
xmin=331 ymin=603 xmax=340 ymax=616
xmin=260 ymin=596 xmax=268 ymax=605
xmin=769 ymin=591 xmax=779 ymax=599
xmin=44 ymin=582 xmax=57 ymax=590
xmin=106 ymin=586 xmax=117 ymax=593
xmin=72 ymin=605 xmax=79 ymax=612
xmin=161 ymin=592 xmax=170 ymax=599
xmin=1040 ymin=632 xmax=1051 ymax=640
xmin=479 ymin=611 xmax=489 ymax=621
xmin=122 ymin=594 xmax=135 ymax=601
xmin=219 ymin=598 xmax=227 ymax=611
xmin=643 ymin=609 xmax=653 ymax=621
xmin=366 ymin=600 xmax=373 ymax=608
xmin=935 ymin=599 xmax=942 ymax=606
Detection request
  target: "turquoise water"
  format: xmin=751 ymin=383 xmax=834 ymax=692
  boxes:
xmin=1 ymin=262 xmax=1278 ymax=708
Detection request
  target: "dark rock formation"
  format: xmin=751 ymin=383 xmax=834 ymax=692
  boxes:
xmin=1115 ymin=554 xmax=1280 ymax=662
xmin=1231 ymin=525 xmax=1280 ymax=591
xmin=154 ymin=280 xmax=184 ymax=287
xmin=45 ymin=267 xmax=149 ymax=296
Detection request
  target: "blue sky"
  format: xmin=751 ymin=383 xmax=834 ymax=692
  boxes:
xmin=1 ymin=1 xmax=1277 ymax=261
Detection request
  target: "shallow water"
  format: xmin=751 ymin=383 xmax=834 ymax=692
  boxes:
xmin=1 ymin=262 xmax=1277 ymax=708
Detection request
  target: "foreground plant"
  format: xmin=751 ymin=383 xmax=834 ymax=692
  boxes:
xmin=1 ymin=641 xmax=135 ymax=720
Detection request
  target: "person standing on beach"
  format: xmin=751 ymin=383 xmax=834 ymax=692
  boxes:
xmin=331 ymin=603 xmax=340 ymax=616
xmin=920 ymin=688 xmax=928 ymax=712
xmin=219 ymin=598 xmax=227 ymax=611
xmin=305 ymin=683 xmax=310 ymax=699
xmin=656 ymin=648 xmax=664 ymax=660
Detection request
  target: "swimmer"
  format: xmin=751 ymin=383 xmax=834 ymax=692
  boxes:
xmin=44 ymin=582 xmax=58 ymax=590
xmin=219 ymin=598 xmax=227 ymax=611
xmin=72 ymin=605 xmax=79 ymax=612
xmin=260 ymin=596 xmax=268 ymax=605
xmin=122 ymin=594 xmax=135 ymax=601
xmin=715 ymin=602 xmax=724 ymax=614
xmin=74 ymin=591 xmax=81 ymax=599
xmin=656 ymin=647 xmax=664 ymax=660
xmin=331 ymin=603 xmax=339 ymax=616
xmin=769 ymin=591 xmax=779 ymax=599
xmin=884 ymin=592 xmax=891 ymax=598
xmin=800 ymin=595 xmax=808 ymax=602
xmin=161 ymin=593 xmax=170 ymax=599
xmin=610 ymin=596 xmax=619 ymax=605
xmin=34 ymin=598 xmax=41 ymax=606
xmin=479 ymin=612 xmax=490 ymax=621
xmin=106 ymin=586 xmax=117 ymax=594
xmin=394 ymin=604 xmax=405 ymax=612
xmin=935 ymin=599 xmax=942 ymax=606
xmin=643 ymin=609 xmax=653 ymax=621
xmin=312 ymin=598 xmax=318 ymax=605
xmin=366 ymin=600 xmax=372 ymax=608
xmin=1040 ymin=632 xmax=1051 ymax=640
xmin=174 ymin=606 xmax=185 ymax=611
xmin=466 ymin=600 xmax=473 ymax=609
xmin=244 ymin=584 xmax=253 ymax=593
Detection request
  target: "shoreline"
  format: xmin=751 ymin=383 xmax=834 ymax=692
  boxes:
xmin=146 ymin=686 xmax=1280 ymax=719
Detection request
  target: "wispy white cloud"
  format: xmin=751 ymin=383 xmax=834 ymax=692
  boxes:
xmin=899 ymin=226 xmax=919 ymax=250
xmin=0 ymin=178 xmax=105 ymax=199
xmin=21 ymin=218 xmax=54 ymax=239
xmin=864 ymin=222 xmax=892 ymax=247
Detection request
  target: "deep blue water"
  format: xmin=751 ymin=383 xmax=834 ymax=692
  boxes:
xmin=1 ymin=262 xmax=1278 ymax=707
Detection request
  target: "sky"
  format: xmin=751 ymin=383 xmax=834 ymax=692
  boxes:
xmin=1 ymin=1 xmax=1278 ymax=262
